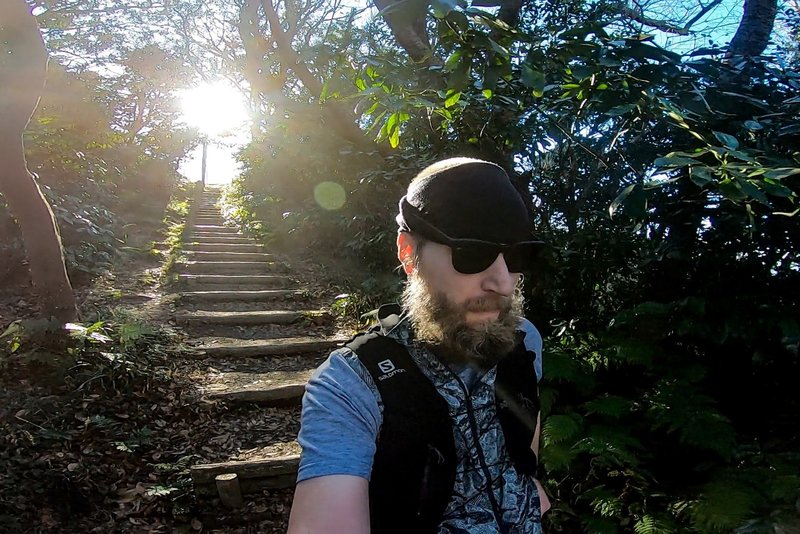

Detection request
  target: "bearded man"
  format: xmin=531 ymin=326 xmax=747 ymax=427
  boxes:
xmin=288 ymin=158 xmax=550 ymax=533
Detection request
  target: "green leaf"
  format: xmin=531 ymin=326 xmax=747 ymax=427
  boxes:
xmin=389 ymin=128 xmax=400 ymax=148
xmin=690 ymin=166 xmax=714 ymax=187
xmin=609 ymin=183 xmax=646 ymax=218
xmin=654 ymin=155 xmax=697 ymax=168
xmin=585 ymin=396 xmax=633 ymax=418
xmin=610 ymin=183 xmax=635 ymax=217
xmin=482 ymin=89 xmax=493 ymax=99
xmin=713 ymin=131 xmax=739 ymax=150
xmin=521 ymin=65 xmax=545 ymax=97
xmin=743 ymin=120 xmax=762 ymax=130
xmin=760 ymin=180 xmax=794 ymax=198
xmin=736 ymin=178 xmax=771 ymax=206
xmin=605 ymin=104 xmax=637 ymax=117
xmin=542 ymin=414 xmax=583 ymax=444
xmin=85 ymin=321 xmax=104 ymax=334
xmin=691 ymin=480 xmax=755 ymax=531
xmin=430 ymin=0 xmax=458 ymax=18
xmin=764 ymin=167 xmax=800 ymax=180
xmin=487 ymin=38 xmax=509 ymax=57
xmin=633 ymin=515 xmax=670 ymax=534
xmin=444 ymin=90 xmax=462 ymax=108
xmin=444 ymin=50 xmax=462 ymax=73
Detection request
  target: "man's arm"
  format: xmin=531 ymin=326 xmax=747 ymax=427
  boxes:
xmin=287 ymin=475 xmax=370 ymax=534
xmin=531 ymin=413 xmax=552 ymax=514
xmin=290 ymin=349 xmax=381 ymax=533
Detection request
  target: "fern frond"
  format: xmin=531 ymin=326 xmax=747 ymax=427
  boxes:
xmin=542 ymin=414 xmax=583 ymax=445
xmin=633 ymin=514 xmax=676 ymax=534
xmin=585 ymin=395 xmax=634 ymax=419
xmin=540 ymin=441 xmax=577 ymax=472
xmin=633 ymin=515 xmax=657 ymax=534
xmin=691 ymin=479 xmax=755 ymax=532
xmin=679 ymin=412 xmax=735 ymax=459
xmin=583 ymin=515 xmax=621 ymax=534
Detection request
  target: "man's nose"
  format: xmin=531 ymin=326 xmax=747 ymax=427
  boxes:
xmin=480 ymin=253 xmax=518 ymax=296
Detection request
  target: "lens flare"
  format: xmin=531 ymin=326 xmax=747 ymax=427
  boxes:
xmin=313 ymin=182 xmax=346 ymax=210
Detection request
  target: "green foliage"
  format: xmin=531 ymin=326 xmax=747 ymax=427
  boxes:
xmin=1 ymin=45 xmax=192 ymax=286
xmin=1 ymin=303 xmax=171 ymax=395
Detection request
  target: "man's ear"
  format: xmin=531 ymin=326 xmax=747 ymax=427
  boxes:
xmin=397 ymin=232 xmax=416 ymax=275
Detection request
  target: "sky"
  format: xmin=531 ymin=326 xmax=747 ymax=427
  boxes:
xmin=176 ymin=81 xmax=250 ymax=186
xmin=178 ymin=141 xmax=244 ymax=185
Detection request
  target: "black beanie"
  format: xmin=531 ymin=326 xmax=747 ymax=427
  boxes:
xmin=396 ymin=158 xmax=533 ymax=244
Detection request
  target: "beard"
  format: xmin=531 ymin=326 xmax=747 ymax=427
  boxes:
xmin=401 ymin=273 xmax=524 ymax=370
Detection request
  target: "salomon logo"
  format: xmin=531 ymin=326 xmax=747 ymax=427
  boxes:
xmin=377 ymin=359 xmax=406 ymax=381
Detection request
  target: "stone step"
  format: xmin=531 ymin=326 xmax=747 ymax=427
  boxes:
xmin=192 ymin=336 xmax=345 ymax=357
xmin=194 ymin=219 xmax=225 ymax=225
xmin=191 ymin=454 xmax=299 ymax=495
xmin=203 ymin=369 xmax=314 ymax=404
xmin=186 ymin=237 xmax=254 ymax=245
xmin=187 ymin=233 xmax=248 ymax=240
xmin=179 ymin=274 xmax=294 ymax=287
xmin=178 ymin=289 xmax=301 ymax=303
xmin=186 ymin=251 xmax=273 ymax=262
xmin=175 ymin=309 xmax=325 ymax=326
xmin=184 ymin=243 xmax=264 ymax=253
xmin=179 ymin=261 xmax=277 ymax=275
xmin=192 ymin=225 xmax=239 ymax=233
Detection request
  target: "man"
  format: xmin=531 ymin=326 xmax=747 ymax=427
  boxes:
xmin=288 ymin=158 xmax=550 ymax=533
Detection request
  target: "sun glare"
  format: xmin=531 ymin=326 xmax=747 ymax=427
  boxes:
xmin=179 ymin=81 xmax=249 ymax=137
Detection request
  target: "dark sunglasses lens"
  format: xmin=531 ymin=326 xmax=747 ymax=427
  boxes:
xmin=503 ymin=245 xmax=530 ymax=273
xmin=451 ymin=246 xmax=499 ymax=274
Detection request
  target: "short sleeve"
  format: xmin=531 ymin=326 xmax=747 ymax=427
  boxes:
xmin=296 ymin=348 xmax=382 ymax=483
xmin=519 ymin=318 xmax=544 ymax=381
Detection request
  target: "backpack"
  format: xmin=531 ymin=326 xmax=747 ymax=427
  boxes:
xmin=346 ymin=304 xmax=540 ymax=533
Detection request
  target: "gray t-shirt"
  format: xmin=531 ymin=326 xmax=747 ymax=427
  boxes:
xmin=297 ymin=318 xmax=543 ymax=483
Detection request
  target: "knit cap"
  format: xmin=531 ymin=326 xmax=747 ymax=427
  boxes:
xmin=396 ymin=158 xmax=533 ymax=244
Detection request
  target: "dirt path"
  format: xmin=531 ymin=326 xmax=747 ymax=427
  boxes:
xmin=0 ymin=187 xmax=353 ymax=532
xmin=167 ymin=187 xmax=348 ymax=530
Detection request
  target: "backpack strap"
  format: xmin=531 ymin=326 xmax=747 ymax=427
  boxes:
xmin=495 ymin=333 xmax=540 ymax=476
xmin=346 ymin=310 xmax=456 ymax=534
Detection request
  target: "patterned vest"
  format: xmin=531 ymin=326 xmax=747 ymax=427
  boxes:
xmin=347 ymin=305 xmax=542 ymax=534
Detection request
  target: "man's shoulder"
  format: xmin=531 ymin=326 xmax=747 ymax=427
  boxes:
xmin=517 ymin=317 xmax=542 ymax=345
xmin=517 ymin=318 xmax=543 ymax=381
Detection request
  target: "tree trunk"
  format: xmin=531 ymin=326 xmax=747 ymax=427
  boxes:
xmin=727 ymin=0 xmax=778 ymax=57
xmin=372 ymin=0 xmax=437 ymax=65
xmin=0 ymin=0 xmax=78 ymax=323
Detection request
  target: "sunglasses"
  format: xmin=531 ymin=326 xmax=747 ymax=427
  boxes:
xmin=400 ymin=198 xmax=544 ymax=275
xmin=449 ymin=242 xmax=540 ymax=274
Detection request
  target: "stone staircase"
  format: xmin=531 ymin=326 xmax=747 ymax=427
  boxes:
xmin=172 ymin=187 xmax=346 ymax=506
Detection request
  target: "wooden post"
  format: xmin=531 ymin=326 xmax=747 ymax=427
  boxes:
xmin=215 ymin=473 xmax=243 ymax=508
xmin=201 ymin=138 xmax=208 ymax=187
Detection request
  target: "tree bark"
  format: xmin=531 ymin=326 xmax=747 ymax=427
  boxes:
xmin=0 ymin=0 xmax=78 ymax=322
xmin=372 ymin=0 xmax=437 ymax=65
xmin=727 ymin=0 xmax=778 ymax=57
